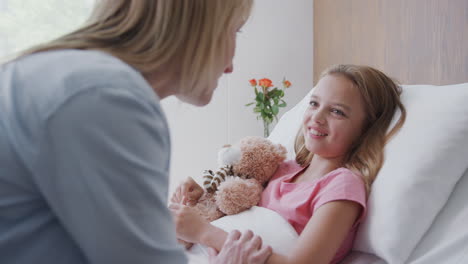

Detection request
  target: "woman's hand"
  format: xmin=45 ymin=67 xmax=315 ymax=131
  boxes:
xmin=208 ymin=230 xmax=272 ymax=264
xmin=170 ymin=177 xmax=204 ymax=206
xmin=168 ymin=203 xmax=209 ymax=243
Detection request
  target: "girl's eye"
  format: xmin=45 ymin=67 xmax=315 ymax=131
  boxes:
xmin=309 ymin=101 xmax=318 ymax=107
xmin=331 ymin=108 xmax=346 ymax=116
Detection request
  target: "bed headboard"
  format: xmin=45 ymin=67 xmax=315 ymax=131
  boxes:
xmin=313 ymin=0 xmax=468 ymax=85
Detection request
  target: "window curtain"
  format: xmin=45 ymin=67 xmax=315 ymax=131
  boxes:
xmin=0 ymin=0 xmax=95 ymax=61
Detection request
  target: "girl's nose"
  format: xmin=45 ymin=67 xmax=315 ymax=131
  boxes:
xmin=312 ymin=110 xmax=326 ymax=124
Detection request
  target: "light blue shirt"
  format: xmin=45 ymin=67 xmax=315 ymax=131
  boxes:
xmin=0 ymin=50 xmax=187 ymax=263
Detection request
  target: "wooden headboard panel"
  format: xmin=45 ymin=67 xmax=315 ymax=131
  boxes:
xmin=313 ymin=0 xmax=468 ymax=85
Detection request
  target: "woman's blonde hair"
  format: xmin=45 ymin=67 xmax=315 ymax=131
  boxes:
xmin=294 ymin=64 xmax=407 ymax=193
xmin=19 ymin=0 xmax=253 ymax=100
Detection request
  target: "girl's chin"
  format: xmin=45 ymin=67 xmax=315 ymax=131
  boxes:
xmin=304 ymin=144 xmax=322 ymax=154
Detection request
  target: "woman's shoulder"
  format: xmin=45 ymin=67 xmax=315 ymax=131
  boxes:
xmin=13 ymin=50 xmax=137 ymax=87
xmin=5 ymin=49 xmax=163 ymax=130
xmin=27 ymin=50 xmax=146 ymax=87
xmin=14 ymin=49 xmax=158 ymax=109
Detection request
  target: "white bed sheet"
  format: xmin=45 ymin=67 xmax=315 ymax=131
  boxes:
xmin=340 ymin=251 xmax=385 ymax=264
xmin=405 ymin=168 xmax=468 ymax=264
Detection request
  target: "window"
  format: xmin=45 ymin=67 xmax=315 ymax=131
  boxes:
xmin=0 ymin=0 xmax=94 ymax=60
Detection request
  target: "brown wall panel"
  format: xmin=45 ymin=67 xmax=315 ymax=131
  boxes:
xmin=314 ymin=0 xmax=468 ymax=85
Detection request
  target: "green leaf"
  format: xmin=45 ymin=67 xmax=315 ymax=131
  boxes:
xmin=256 ymin=92 xmax=265 ymax=102
xmin=254 ymin=87 xmax=259 ymax=96
xmin=278 ymin=102 xmax=286 ymax=107
xmin=245 ymin=102 xmax=254 ymax=107
xmin=269 ymin=88 xmax=279 ymax=97
xmin=279 ymin=90 xmax=285 ymax=97
xmin=267 ymin=88 xmax=275 ymax=95
xmin=272 ymin=105 xmax=279 ymax=115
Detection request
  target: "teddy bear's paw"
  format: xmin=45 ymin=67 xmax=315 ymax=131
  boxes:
xmin=196 ymin=193 xmax=225 ymax=222
xmin=215 ymin=178 xmax=263 ymax=215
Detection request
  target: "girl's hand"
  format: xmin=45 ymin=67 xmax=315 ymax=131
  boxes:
xmin=168 ymin=203 xmax=209 ymax=243
xmin=208 ymin=230 xmax=272 ymax=264
xmin=170 ymin=177 xmax=204 ymax=206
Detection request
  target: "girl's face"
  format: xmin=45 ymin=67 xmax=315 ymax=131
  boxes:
xmin=302 ymin=74 xmax=367 ymax=161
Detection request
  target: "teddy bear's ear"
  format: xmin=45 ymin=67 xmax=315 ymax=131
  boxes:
xmin=218 ymin=145 xmax=241 ymax=166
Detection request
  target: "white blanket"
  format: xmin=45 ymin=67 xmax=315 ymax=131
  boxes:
xmin=186 ymin=206 xmax=298 ymax=264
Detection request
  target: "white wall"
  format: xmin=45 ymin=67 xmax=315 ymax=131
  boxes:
xmin=163 ymin=0 xmax=314 ymax=194
xmin=0 ymin=2 xmax=7 ymax=12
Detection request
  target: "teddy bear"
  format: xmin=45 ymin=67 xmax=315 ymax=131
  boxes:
xmin=175 ymin=136 xmax=287 ymax=248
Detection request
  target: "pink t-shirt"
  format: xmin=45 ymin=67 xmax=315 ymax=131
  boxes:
xmin=259 ymin=160 xmax=367 ymax=264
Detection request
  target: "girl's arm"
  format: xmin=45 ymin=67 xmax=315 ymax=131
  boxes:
xmin=273 ymin=200 xmax=362 ymax=264
xmin=197 ymin=200 xmax=361 ymax=264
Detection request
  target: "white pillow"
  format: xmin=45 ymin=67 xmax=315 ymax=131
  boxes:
xmin=186 ymin=206 xmax=298 ymax=263
xmin=405 ymin=168 xmax=468 ymax=264
xmin=269 ymin=83 xmax=468 ymax=263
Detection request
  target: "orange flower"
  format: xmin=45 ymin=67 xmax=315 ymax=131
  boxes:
xmin=249 ymin=79 xmax=257 ymax=86
xmin=259 ymin=78 xmax=273 ymax=88
xmin=283 ymin=80 xmax=292 ymax=88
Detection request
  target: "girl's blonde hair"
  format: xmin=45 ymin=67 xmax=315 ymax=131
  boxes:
xmin=294 ymin=64 xmax=406 ymax=193
xmin=19 ymin=0 xmax=253 ymax=100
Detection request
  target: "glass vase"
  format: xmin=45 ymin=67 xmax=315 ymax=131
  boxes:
xmin=263 ymin=119 xmax=270 ymax=138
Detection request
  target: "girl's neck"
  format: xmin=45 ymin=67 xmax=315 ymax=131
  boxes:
xmin=296 ymin=155 xmax=344 ymax=183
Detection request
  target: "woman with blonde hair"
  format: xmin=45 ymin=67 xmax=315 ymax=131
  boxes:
xmin=171 ymin=64 xmax=406 ymax=264
xmin=0 ymin=0 xmax=272 ymax=263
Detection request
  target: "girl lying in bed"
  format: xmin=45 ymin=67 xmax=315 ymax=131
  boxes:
xmin=169 ymin=64 xmax=407 ymax=264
